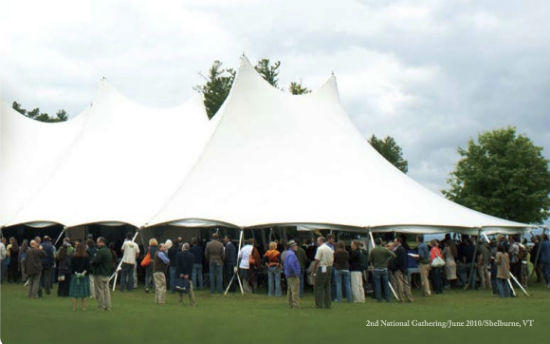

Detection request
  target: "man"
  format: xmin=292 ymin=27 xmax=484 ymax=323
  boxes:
xmin=167 ymin=239 xmax=179 ymax=293
xmin=91 ymin=237 xmax=113 ymax=311
xmin=190 ymin=238 xmax=204 ymax=289
xmin=539 ymin=234 xmax=550 ymax=288
xmin=153 ymin=243 xmax=170 ymax=304
xmin=24 ymin=240 xmax=45 ymax=298
xmin=223 ymin=235 xmax=237 ymax=292
xmin=120 ymin=232 xmax=139 ymax=292
xmin=508 ymin=236 xmax=521 ymax=282
xmin=39 ymin=236 xmax=55 ymax=295
xmin=176 ymin=243 xmax=196 ymax=305
xmin=205 ymin=233 xmax=224 ymax=293
xmin=311 ymin=236 xmax=334 ymax=309
xmin=389 ymin=238 xmax=413 ymax=302
xmin=477 ymin=240 xmax=491 ymax=289
xmin=0 ymin=237 xmax=6 ymax=283
xmin=416 ymin=235 xmax=431 ymax=296
xmin=237 ymin=239 xmax=254 ymax=293
xmin=296 ymin=241 xmax=308 ymax=297
xmin=284 ymin=240 xmax=301 ymax=308
xmin=369 ymin=238 xmax=396 ymax=303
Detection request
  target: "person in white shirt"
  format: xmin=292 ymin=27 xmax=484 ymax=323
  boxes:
xmin=0 ymin=238 xmax=6 ymax=283
xmin=237 ymin=239 xmax=254 ymax=293
xmin=120 ymin=233 xmax=139 ymax=292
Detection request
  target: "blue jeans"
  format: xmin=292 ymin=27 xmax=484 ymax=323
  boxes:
xmin=373 ymin=269 xmax=390 ymax=302
xmin=431 ymin=267 xmax=443 ymax=294
xmin=334 ymin=269 xmax=352 ymax=302
xmin=209 ymin=263 xmax=222 ymax=293
xmin=542 ymin=262 xmax=550 ymax=285
xmin=496 ymin=278 xmax=511 ymax=297
xmin=145 ymin=265 xmax=154 ymax=290
xmin=192 ymin=264 xmax=203 ymax=289
xmin=120 ymin=263 xmax=134 ymax=291
xmin=267 ymin=266 xmax=281 ymax=297
xmin=299 ymin=271 xmax=305 ymax=297
xmin=169 ymin=266 xmax=176 ymax=292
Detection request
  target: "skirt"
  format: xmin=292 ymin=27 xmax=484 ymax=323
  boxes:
xmin=69 ymin=275 xmax=91 ymax=298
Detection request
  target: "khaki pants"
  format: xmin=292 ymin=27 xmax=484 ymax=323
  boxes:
xmin=478 ymin=264 xmax=490 ymax=289
xmin=178 ymin=280 xmax=196 ymax=305
xmin=89 ymin=274 xmax=95 ymax=298
xmin=390 ymin=270 xmax=414 ymax=302
xmin=154 ymin=272 xmax=167 ymax=304
xmin=314 ymin=266 xmax=332 ymax=309
xmin=351 ymin=271 xmax=365 ymax=303
xmin=27 ymin=273 xmax=41 ymax=298
xmin=287 ymin=276 xmax=300 ymax=308
xmin=94 ymin=275 xmax=111 ymax=310
xmin=419 ymin=263 xmax=431 ymax=296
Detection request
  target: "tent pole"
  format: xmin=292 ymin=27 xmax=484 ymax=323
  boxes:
xmin=465 ymin=229 xmax=481 ymax=290
xmin=507 ymin=278 xmax=516 ymax=297
xmin=54 ymin=226 xmax=68 ymax=246
xmin=509 ymin=272 xmax=529 ymax=296
xmin=111 ymin=230 xmax=140 ymax=291
xmin=369 ymin=229 xmax=399 ymax=301
xmin=224 ymin=228 xmax=244 ymax=295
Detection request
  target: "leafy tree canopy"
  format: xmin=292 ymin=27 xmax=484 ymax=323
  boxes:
xmin=443 ymin=127 xmax=550 ymax=224
xmin=11 ymin=101 xmax=68 ymax=123
xmin=368 ymin=134 xmax=408 ymax=173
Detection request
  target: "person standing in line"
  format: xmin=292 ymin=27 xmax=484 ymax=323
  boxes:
xmin=39 ymin=236 xmax=55 ymax=296
xmin=86 ymin=239 xmax=97 ymax=298
xmin=311 ymin=236 xmax=334 ymax=309
xmin=223 ymin=235 xmax=237 ymax=293
xmin=175 ymin=243 xmax=196 ymax=306
xmin=7 ymin=237 xmax=20 ymax=283
xmin=144 ymin=238 xmax=159 ymax=293
xmin=333 ymin=242 xmax=352 ymax=303
xmin=369 ymin=238 xmax=396 ymax=303
xmin=508 ymin=236 xmax=521 ymax=283
xmin=443 ymin=240 xmax=457 ymax=288
xmin=69 ymin=243 xmax=90 ymax=311
xmin=539 ymin=234 xmax=550 ymax=288
xmin=19 ymin=239 xmax=30 ymax=283
xmin=237 ymin=239 xmax=254 ymax=293
xmin=296 ymin=241 xmax=308 ymax=298
xmin=120 ymin=233 xmax=139 ymax=292
xmin=495 ymin=245 xmax=511 ymax=297
xmin=167 ymin=239 xmax=179 ymax=293
xmin=24 ymin=240 xmax=45 ymax=298
xmin=415 ymin=235 xmax=431 ymax=296
xmin=284 ymin=240 xmax=301 ymax=309
xmin=56 ymin=242 xmax=73 ymax=297
xmin=153 ymin=243 xmax=170 ymax=304
xmin=349 ymin=241 xmax=365 ymax=303
xmin=205 ymin=233 xmax=224 ymax=294
xmin=429 ymin=240 xmax=444 ymax=294
xmin=264 ymin=241 xmax=282 ymax=297
xmin=477 ymin=240 xmax=491 ymax=289
xmin=190 ymin=238 xmax=204 ymax=290
xmin=389 ymin=238 xmax=413 ymax=302
xmin=0 ymin=237 xmax=7 ymax=283
xmin=91 ymin=237 xmax=113 ymax=311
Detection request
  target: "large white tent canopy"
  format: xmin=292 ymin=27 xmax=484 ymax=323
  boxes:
xmin=0 ymin=56 xmax=537 ymax=234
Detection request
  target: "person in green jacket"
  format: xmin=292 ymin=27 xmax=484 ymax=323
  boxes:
xmin=368 ymin=238 xmax=396 ymax=302
xmin=91 ymin=237 xmax=112 ymax=311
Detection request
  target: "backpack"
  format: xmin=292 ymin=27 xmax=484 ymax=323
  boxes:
xmin=360 ymin=249 xmax=369 ymax=271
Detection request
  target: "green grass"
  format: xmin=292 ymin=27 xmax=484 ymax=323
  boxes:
xmin=1 ymin=282 xmax=549 ymax=344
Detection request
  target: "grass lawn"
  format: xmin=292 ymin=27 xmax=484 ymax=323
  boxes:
xmin=1 ymin=282 xmax=549 ymax=344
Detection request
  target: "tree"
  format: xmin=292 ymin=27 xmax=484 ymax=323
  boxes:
xmin=289 ymin=81 xmax=311 ymax=95
xmin=55 ymin=109 xmax=68 ymax=122
xmin=443 ymin=127 xmax=550 ymax=224
xmin=11 ymin=102 xmax=68 ymax=122
xmin=12 ymin=101 xmax=26 ymax=115
xmin=194 ymin=60 xmax=236 ymax=119
xmin=254 ymin=59 xmax=280 ymax=88
xmin=368 ymin=134 xmax=408 ymax=173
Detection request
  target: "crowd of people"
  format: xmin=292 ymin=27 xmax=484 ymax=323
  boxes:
xmin=0 ymin=230 xmax=549 ymax=311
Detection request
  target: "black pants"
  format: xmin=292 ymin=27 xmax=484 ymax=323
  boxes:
xmin=57 ymin=273 xmax=71 ymax=297
xmin=40 ymin=266 xmax=53 ymax=294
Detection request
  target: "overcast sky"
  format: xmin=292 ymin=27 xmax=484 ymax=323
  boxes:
xmin=1 ymin=0 xmax=549 ymax=196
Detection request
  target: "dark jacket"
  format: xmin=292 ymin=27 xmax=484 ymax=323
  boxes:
xmin=390 ymin=245 xmax=408 ymax=273
xmin=224 ymin=242 xmax=237 ymax=267
xmin=350 ymin=249 xmax=362 ymax=272
xmin=25 ymin=248 xmax=45 ymax=276
xmin=333 ymin=250 xmax=350 ymax=270
xmin=168 ymin=246 xmax=179 ymax=267
xmin=57 ymin=252 xmax=72 ymax=275
xmin=296 ymin=247 xmax=308 ymax=271
xmin=41 ymin=241 xmax=55 ymax=267
xmin=176 ymin=250 xmax=194 ymax=277
xmin=91 ymin=246 xmax=113 ymax=277
xmin=191 ymin=244 xmax=204 ymax=265
xmin=71 ymin=256 xmax=90 ymax=274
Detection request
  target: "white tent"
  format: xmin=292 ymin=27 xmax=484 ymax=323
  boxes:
xmin=4 ymin=79 xmax=214 ymax=228
xmin=148 ymin=57 xmax=534 ymax=234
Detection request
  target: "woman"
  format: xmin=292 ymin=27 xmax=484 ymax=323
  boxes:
xmin=145 ymin=238 xmax=158 ymax=293
xmin=264 ymin=241 xmax=281 ymax=297
xmin=69 ymin=243 xmax=91 ymax=311
xmin=495 ymin=245 xmax=511 ymax=298
xmin=429 ymin=240 xmax=444 ymax=294
xmin=333 ymin=241 xmax=352 ymax=302
xmin=349 ymin=241 xmax=365 ymax=303
xmin=57 ymin=243 xmax=72 ymax=297
xmin=443 ymin=240 xmax=457 ymax=287
xmin=7 ymin=237 xmax=19 ymax=283
xmin=19 ymin=239 xmax=29 ymax=283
